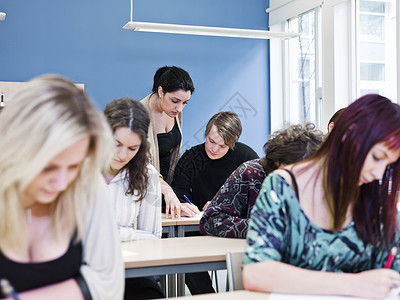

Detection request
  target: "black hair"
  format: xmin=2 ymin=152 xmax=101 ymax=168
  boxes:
xmin=152 ymin=66 xmax=194 ymax=94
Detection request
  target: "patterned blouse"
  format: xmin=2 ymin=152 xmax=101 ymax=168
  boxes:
xmin=244 ymin=172 xmax=400 ymax=273
xmin=200 ymin=159 xmax=266 ymax=238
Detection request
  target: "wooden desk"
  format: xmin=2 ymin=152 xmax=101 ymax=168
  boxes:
xmin=175 ymin=213 xmax=202 ymax=237
xmin=162 ymin=288 xmax=400 ymax=300
xmin=162 ymin=213 xmax=202 ymax=237
xmin=156 ymin=288 xmax=400 ymax=300
xmin=123 ymin=236 xmax=245 ymax=273
xmin=160 ymin=214 xmax=203 ymax=295
xmin=123 ymin=236 xmax=245 ymax=296
xmin=156 ymin=290 xmax=268 ymax=299
xmin=162 ymin=215 xmax=177 ymax=238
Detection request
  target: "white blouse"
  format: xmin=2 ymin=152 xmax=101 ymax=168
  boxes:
xmin=107 ymin=164 xmax=162 ymax=241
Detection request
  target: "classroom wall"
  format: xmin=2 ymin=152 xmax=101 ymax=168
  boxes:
xmin=0 ymin=0 xmax=270 ymax=155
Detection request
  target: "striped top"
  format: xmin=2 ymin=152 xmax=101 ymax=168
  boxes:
xmin=107 ymin=164 xmax=162 ymax=241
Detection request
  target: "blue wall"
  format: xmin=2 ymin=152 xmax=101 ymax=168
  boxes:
xmin=0 ymin=0 xmax=270 ymax=155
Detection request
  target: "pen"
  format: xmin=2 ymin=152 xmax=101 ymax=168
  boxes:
xmin=384 ymin=246 xmax=397 ymax=269
xmin=183 ymin=195 xmax=193 ymax=205
xmin=0 ymin=278 xmax=20 ymax=300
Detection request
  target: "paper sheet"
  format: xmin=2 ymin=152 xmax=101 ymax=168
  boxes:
xmin=122 ymin=250 xmax=138 ymax=257
xmin=180 ymin=211 xmax=204 ymax=220
xmin=269 ymin=288 xmax=400 ymax=300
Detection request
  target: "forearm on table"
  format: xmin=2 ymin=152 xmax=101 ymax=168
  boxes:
xmin=14 ymin=278 xmax=84 ymax=300
xmin=119 ymin=226 xmax=159 ymax=241
xmin=202 ymin=213 xmax=248 ymax=238
xmin=243 ymin=260 xmax=359 ymax=297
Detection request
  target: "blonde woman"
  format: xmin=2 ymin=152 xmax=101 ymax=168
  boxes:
xmin=0 ymin=75 xmax=124 ymax=300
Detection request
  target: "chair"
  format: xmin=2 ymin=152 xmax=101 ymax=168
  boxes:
xmin=226 ymin=251 xmax=245 ymax=291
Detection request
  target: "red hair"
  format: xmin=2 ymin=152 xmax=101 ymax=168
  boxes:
xmin=314 ymin=94 xmax=400 ymax=247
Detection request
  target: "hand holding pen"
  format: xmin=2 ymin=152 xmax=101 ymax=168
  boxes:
xmin=384 ymin=246 xmax=397 ymax=269
xmin=183 ymin=195 xmax=193 ymax=205
xmin=180 ymin=195 xmax=200 ymax=217
xmin=0 ymin=279 xmax=20 ymax=300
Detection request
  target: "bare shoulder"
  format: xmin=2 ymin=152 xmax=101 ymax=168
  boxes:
xmin=273 ymin=169 xmax=294 ymax=189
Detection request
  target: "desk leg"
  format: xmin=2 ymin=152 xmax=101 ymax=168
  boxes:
xmin=177 ymin=225 xmax=184 ymax=237
xmin=168 ymin=226 xmax=176 ymax=238
xmin=167 ymin=274 xmax=176 ymax=297
xmin=160 ymin=275 xmax=166 ymax=296
xmin=177 ymin=273 xmax=185 ymax=296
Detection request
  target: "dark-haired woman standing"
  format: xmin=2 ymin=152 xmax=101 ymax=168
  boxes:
xmin=141 ymin=66 xmax=195 ymax=218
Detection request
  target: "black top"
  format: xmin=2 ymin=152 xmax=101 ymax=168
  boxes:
xmin=282 ymin=168 xmax=300 ymax=200
xmin=157 ymin=122 xmax=181 ymax=180
xmin=0 ymin=239 xmax=82 ymax=297
xmin=171 ymin=142 xmax=259 ymax=209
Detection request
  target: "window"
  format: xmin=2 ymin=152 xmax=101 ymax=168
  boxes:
xmin=286 ymin=9 xmax=319 ymax=125
xmin=269 ymin=0 xmax=398 ymax=134
xmin=356 ymin=0 xmax=397 ymax=99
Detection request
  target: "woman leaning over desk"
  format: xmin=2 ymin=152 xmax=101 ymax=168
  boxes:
xmin=243 ymin=94 xmax=400 ymax=299
xmin=0 ymin=75 xmax=124 ymax=300
xmin=141 ymin=66 xmax=194 ymax=218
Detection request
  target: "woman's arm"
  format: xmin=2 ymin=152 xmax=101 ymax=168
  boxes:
xmin=200 ymin=161 xmax=264 ymax=238
xmin=1 ymin=279 xmax=84 ymax=300
xmin=160 ymin=179 xmax=182 ymax=219
xmin=136 ymin=165 xmax=162 ymax=239
xmin=80 ymin=177 xmax=124 ymax=300
xmin=243 ymin=260 xmax=400 ymax=299
xmin=200 ymin=171 xmax=249 ymax=238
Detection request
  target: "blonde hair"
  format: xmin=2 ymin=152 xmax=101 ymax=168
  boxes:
xmin=204 ymin=111 xmax=242 ymax=149
xmin=0 ymin=74 xmax=114 ymax=254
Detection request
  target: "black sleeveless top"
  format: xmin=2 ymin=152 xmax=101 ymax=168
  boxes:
xmin=0 ymin=239 xmax=82 ymax=296
xmin=282 ymin=168 xmax=300 ymax=200
xmin=157 ymin=122 xmax=181 ymax=180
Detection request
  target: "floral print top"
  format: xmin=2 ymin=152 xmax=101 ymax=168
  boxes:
xmin=244 ymin=173 xmax=400 ymax=273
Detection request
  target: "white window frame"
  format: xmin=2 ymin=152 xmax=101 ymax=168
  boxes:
xmin=269 ymin=0 xmax=399 ymax=134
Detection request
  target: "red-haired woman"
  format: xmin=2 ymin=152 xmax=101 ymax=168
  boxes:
xmin=243 ymin=94 xmax=400 ymax=299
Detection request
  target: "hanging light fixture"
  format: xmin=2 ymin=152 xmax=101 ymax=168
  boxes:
xmin=123 ymin=1 xmax=298 ymax=40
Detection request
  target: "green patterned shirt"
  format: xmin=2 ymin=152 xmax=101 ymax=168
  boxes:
xmin=244 ymin=173 xmax=400 ymax=273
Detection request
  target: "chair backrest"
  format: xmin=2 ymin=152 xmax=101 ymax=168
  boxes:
xmin=226 ymin=251 xmax=245 ymax=291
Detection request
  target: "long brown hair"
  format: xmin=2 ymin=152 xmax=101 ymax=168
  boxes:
xmin=104 ymin=98 xmax=150 ymax=200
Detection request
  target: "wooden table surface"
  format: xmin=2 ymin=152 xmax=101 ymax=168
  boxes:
xmin=155 ymin=290 xmax=269 ymax=300
xmin=122 ymin=235 xmax=246 ymax=269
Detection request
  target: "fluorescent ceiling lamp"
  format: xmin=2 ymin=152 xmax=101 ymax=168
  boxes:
xmin=123 ymin=0 xmax=298 ymax=40
xmin=123 ymin=21 xmax=298 ymax=40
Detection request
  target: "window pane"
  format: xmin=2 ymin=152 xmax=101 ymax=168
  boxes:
xmin=359 ymin=42 xmax=385 ymax=61
xmin=299 ymin=58 xmax=311 ymax=78
xmin=287 ymin=10 xmax=316 ymax=124
xmin=360 ymin=14 xmax=385 ymax=41
xmin=360 ymin=1 xmax=385 ymax=13
xmin=360 ymin=89 xmax=379 ymax=96
xmin=356 ymin=0 xmax=396 ymax=100
xmin=360 ymin=63 xmax=385 ymax=81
